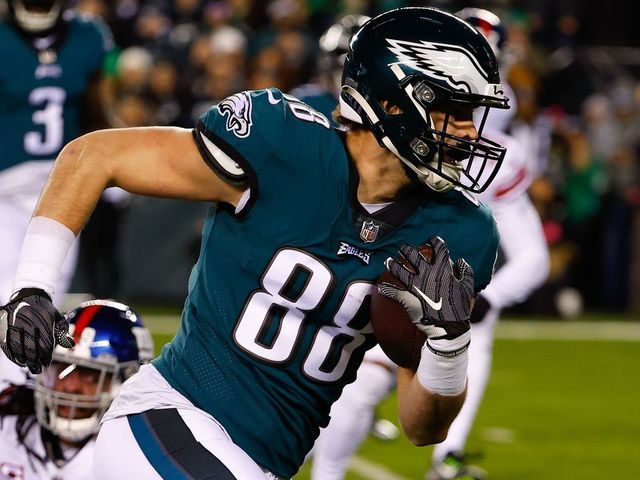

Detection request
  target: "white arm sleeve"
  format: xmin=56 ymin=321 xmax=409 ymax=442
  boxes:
xmin=482 ymin=194 xmax=549 ymax=310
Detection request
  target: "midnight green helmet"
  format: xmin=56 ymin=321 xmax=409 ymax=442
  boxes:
xmin=339 ymin=7 xmax=509 ymax=193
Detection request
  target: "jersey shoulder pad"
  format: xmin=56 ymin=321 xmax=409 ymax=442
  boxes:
xmin=194 ymin=88 xmax=335 ymax=185
xmin=288 ymin=86 xmax=339 ymax=125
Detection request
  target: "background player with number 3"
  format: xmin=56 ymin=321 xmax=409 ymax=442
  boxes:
xmin=0 ymin=0 xmax=112 ymax=389
xmin=1 ymin=8 xmax=510 ymax=479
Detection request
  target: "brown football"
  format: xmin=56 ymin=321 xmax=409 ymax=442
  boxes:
xmin=370 ymin=244 xmax=433 ymax=370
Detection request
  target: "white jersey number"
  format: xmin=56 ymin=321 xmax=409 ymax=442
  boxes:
xmin=283 ymin=93 xmax=331 ymax=129
xmin=234 ymin=248 xmax=373 ymax=382
xmin=25 ymin=86 xmax=66 ymax=156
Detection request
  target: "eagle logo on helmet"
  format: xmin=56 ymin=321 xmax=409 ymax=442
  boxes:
xmin=217 ymin=92 xmax=253 ymax=138
xmin=386 ymin=39 xmax=491 ymax=95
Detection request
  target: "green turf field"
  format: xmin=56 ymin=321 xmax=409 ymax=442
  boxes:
xmin=146 ymin=317 xmax=640 ymax=480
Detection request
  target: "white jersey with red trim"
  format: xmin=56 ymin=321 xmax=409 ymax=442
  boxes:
xmin=0 ymin=416 xmax=95 ymax=480
xmin=473 ymin=129 xmax=549 ymax=310
xmin=475 ymin=129 xmax=531 ymax=205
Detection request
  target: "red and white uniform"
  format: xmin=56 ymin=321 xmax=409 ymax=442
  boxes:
xmin=430 ymin=129 xmax=549 ymax=462
xmin=473 ymin=129 xmax=549 ymax=309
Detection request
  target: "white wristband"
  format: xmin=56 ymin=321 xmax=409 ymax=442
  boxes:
xmin=12 ymin=216 xmax=76 ymax=299
xmin=416 ymin=331 xmax=470 ymax=396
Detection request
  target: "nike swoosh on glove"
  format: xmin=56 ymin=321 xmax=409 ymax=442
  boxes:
xmin=377 ymin=236 xmax=475 ymax=341
xmin=0 ymin=288 xmax=75 ymax=374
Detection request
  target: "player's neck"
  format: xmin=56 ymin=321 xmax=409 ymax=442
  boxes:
xmin=346 ymin=130 xmax=415 ymax=204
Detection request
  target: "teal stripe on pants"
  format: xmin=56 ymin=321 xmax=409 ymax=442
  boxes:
xmin=127 ymin=413 xmax=189 ymax=479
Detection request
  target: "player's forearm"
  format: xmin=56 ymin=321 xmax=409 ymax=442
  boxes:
xmin=397 ymin=367 xmax=466 ymax=445
xmin=34 ymin=131 xmax=111 ymax=235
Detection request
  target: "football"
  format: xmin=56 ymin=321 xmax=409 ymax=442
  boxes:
xmin=370 ymin=244 xmax=433 ymax=370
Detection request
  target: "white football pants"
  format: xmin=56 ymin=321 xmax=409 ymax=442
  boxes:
xmin=95 ymin=408 xmax=282 ymax=480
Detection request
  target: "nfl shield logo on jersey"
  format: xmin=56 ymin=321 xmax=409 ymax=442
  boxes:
xmin=360 ymin=220 xmax=379 ymax=243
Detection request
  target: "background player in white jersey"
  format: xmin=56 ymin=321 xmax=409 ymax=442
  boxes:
xmin=0 ymin=8 xmax=509 ymax=479
xmin=425 ymin=131 xmax=549 ymax=480
xmin=0 ymin=0 xmax=113 ymax=389
xmin=309 ymin=129 xmax=549 ymax=480
xmin=310 ymin=9 xmax=549 ymax=480
xmin=0 ymin=300 xmax=153 ymax=480
xmin=427 ymin=11 xmax=548 ymax=478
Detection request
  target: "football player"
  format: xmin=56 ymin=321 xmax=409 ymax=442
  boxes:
xmin=426 ymin=13 xmax=547 ymax=478
xmin=0 ymin=0 xmax=113 ymax=389
xmin=0 ymin=300 xmax=153 ymax=479
xmin=310 ymin=10 xmax=549 ymax=480
xmin=289 ymin=14 xmax=369 ymax=123
xmin=1 ymin=8 xmax=508 ymax=479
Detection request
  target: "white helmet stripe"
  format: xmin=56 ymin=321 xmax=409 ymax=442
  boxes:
xmin=389 ymin=64 xmax=431 ymax=127
xmin=339 ymin=85 xmax=379 ymax=124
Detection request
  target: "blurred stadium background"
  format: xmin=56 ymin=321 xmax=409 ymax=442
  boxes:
xmin=62 ymin=0 xmax=640 ymax=318
xmin=36 ymin=0 xmax=640 ymax=477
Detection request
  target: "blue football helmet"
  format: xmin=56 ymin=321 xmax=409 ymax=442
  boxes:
xmin=35 ymin=300 xmax=154 ymax=441
xmin=339 ymin=7 xmax=509 ymax=193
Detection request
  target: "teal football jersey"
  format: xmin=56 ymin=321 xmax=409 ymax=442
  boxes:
xmin=0 ymin=13 xmax=111 ymax=172
xmin=288 ymin=83 xmax=339 ymax=126
xmin=153 ymin=89 xmax=499 ymax=478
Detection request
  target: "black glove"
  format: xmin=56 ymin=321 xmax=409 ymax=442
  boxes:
xmin=378 ymin=236 xmax=475 ymax=342
xmin=470 ymin=294 xmax=491 ymax=324
xmin=0 ymin=288 xmax=75 ymax=374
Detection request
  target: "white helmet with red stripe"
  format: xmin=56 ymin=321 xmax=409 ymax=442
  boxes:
xmin=34 ymin=300 xmax=154 ymax=442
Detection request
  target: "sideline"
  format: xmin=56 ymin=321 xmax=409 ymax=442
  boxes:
xmin=495 ymin=320 xmax=640 ymax=341
xmin=348 ymin=456 xmax=410 ymax=480
xmin=145 ymin=315 xmax=640 ymax=341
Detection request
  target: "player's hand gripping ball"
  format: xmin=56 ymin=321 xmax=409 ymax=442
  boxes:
xmin=371 ymin=237 xmax=474 ymax=369
xmin=371 ymin=244 xmax=432 ymax=370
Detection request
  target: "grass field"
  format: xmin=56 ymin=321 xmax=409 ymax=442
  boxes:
xmin=146 ymin=315 xmax=640 ymax=480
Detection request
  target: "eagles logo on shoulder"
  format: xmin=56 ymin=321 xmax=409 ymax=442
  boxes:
xmin=217 ymin=92 xmax=253 ymax=138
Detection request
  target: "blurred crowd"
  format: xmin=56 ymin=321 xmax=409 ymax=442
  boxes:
xmin=68 ymin=0 xmax=640 ymax=315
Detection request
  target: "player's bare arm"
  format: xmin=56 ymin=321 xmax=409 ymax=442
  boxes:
xmin=36 ymin=127 xmax=245 ymax=235
xmin=376 ymin=239 xmax=476 ymax=445
xmin=396 ymin=366 xmax=466 ymax=444
xmin=396 ymin=294 xmax=478 ymax=444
